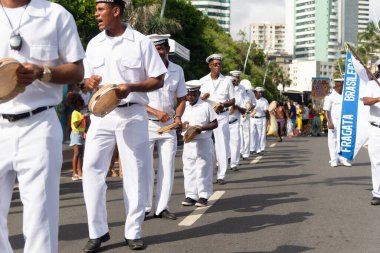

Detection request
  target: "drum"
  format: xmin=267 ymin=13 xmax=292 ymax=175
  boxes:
xmin=268 ymin=100 xmax=277 ymax=112
xmin=0 ymin=58 xmax=22 ymax=102
xmin=88 ymin=84 xmax=121 ymax=117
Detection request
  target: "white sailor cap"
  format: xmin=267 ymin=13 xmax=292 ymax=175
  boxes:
xmin=186 ymin=80 xmax=202 ymax=91
xmin=229 ymin=70 xmax=242 ymax=77
xmin=240 ymin=79 xmax=252 ymax=90
xmin=254 ymin=87 xmax=265 ymax=92
xmin=96 ymin=0 xmax=128 ymax=5
xmin=147 ymin=34 xmax=171 ymax=46
xmin=206 ymin=53 xmax=223 ymax=63
xmin=334 ymin=78 xmax=344 ymax=82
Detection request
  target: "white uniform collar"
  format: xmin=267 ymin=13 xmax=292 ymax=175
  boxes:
xmin=167 ymin=61 xmax=178 ymax=72
xmin=27 ymin=0 xmax=47 ymax=17
xmin=97 ymin=23 xmax=135 ymax=42
xmin=204 ymin=73 xmax=224 ymax=81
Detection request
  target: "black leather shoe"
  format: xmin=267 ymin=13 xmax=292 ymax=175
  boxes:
xmin=154 ymin=209 xmax=177 ymax=220
xmin=216 ymin=179 xmax=226 ymax=185
xmin=83 ymin=232 xmax=110 ymax=252
xmin=125 ymin=238 xmax=144 ymax=250
xmin=371 ymin=197 xmax=380 ymax=205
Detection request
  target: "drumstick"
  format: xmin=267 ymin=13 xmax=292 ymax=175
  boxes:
xmin=157 ymin=122 xmax=180 ymax=134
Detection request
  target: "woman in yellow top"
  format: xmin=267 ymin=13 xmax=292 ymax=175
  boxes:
xmin=68 ymin=93 xmax=87 ymax=181
xmin=296 ymin=105 xmax=303 ymax=133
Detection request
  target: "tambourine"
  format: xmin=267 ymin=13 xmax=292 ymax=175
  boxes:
xmin=88 ymin=84 xmax=121 ymax=117
xmin=0 ymin=58 xmax=23 ymax=103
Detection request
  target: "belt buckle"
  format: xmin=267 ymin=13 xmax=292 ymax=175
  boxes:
xmin=3 ymin=114 xmax=17 ymax=122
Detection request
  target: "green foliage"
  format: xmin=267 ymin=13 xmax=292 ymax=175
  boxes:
xmin=53 ymin=0 xmax=98 ymax=47
xmin=356 ymin=21 xmax=380 ymax=65
xmin=55 ymin=0 xmax=282 ymax=101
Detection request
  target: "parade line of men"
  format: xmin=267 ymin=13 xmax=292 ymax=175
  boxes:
xmin=0 ymin=0 xmax=273 ymax=252
xmin=8 ymin=0 xmax=380 ymax=252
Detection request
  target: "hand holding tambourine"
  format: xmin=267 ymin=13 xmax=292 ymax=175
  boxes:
xmin=213 ymin=102 xmax=225 ymax=114
xmin=0 ymin=58 xmax=23 ymax=102
xmin=183 ymin=125 xmax=202 ymax=143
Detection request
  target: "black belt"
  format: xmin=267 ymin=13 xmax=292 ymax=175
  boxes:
xmin=1 ymin=106 xmax=55 ymax=122
xmin=216 ymin=108 xmax=228 ymax=115
xmin=254 ymin=116 xmax=265 ymax=118
xmin=229 ymin=118 xmax=238 ymax=124
xmin=148 ymin=118 xmax=160 ymax=122
xmin=117 ymin=102 xmax=137 ymax=108
xmin=371 ymin=122 xmax=380 ymax=128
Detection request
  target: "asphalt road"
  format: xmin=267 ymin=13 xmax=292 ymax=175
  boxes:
xmin=8 ymin=134 xmax=379 ymax=253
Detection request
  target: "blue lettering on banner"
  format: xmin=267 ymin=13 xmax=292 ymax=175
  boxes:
xmin=339 ymin=51 xmax=360 ymax=160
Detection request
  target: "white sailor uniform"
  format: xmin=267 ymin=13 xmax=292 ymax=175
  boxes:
xmin=82 ymin=25 xmax=167 ymax=240
xmin=200 ymin=73 xmax=235 ymax=180
xmin=146 ymin=61 xmax=186 ymax=215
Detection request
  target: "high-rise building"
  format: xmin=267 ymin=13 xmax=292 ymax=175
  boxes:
xmin=285 ymin=0 xmax=370 ymax=62
xmin=250 ymin=23 xmax=286 ymax=54
xmin=191 ymin=0 xmax=231 ymax=33
xmin=358 ymin=0 xmax=370 ymax=33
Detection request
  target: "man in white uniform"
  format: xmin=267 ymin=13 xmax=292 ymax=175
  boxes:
xmin=250 ymin=87 xmax=269 ymax=155
xmin=363 ymin=77 xmax=380 ymax=205
xmin=0 ymin=0 xmax=85 ymax=252
xmin=82 ymin=1 xmax=167 ymax=251
xmin=228 ymin=71 xmax=246 ymax=170
xmin=145 ymin=34 xmax=186 ymax=220
xmin=181 ymin=80 xmax=218 ymax=207
xmin=239 ymin=79 xmax=256 ymax=160
xmin=323 ymin=79 xmax=352 ymax=167
xmin=200 ymin=53 xmax=235 ymax=185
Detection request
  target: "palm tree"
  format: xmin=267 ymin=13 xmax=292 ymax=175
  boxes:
xmin=126 ymin=3 xmax=182 ymax=35
xmin=357 ymin=21 xmax=380 ymax=65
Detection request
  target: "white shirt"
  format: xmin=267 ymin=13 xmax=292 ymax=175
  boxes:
xmin=254 ymin=97 xmax=269 ymax=117
xmin=364 ymin=80 xmax=380 ymax=123
xmin=245 ymin=89 xmax=256 ymax=107
xmin=200 ymin=73 xmax=235 ymax=107
xmin=147 ymin=61 xmax=186 ymax=119
xmin=323 ymin=89 xmax=342 ymax=123
xmin=0 ymin=0 xmax=85 ymax=114
xmin=181 ymin=99 xmax=217 ymax=140
xmin=229 ymin=84 xmax=246 ymax=122
xmin=84 ymin=25 xmax=167 ymax=105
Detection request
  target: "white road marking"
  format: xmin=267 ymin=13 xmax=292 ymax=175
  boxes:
xmin=179 ymin=190 xmax=225 ymax=227
xmin=270 ymin=143 xmax=277 ymax=148
xmin=250 ymin=156 xmax=262 ymax=164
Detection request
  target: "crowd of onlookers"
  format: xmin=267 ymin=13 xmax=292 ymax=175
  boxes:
xmin=273 ymin=100 xmax=327 ymax=142
xmin=64 ymin=83 xmax=123 ymax=180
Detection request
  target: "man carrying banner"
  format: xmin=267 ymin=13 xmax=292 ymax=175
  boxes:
xmin=323 ymin=78 xmax=352 ymax=167
xmin=363 ymin=74 xmax=380 ymax=205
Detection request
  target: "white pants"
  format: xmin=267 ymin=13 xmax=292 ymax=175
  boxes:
xmin=146 ymin=120 xmax=177 ymax=215
xmin=229 ymin=120 xmax=241 ymax=168
xmin=369 ymin=124 xmax=380 ymax=197
xmin=240 ymin=117 xmax=250 ymax=158
xmin=214 ymin=112 xmax=230 ymax=180
xmin=250 ymin=117 xmax=267 ymax=153
xmin=182 ymin=138 xmax=214 ymax=200
xmin=327 ymin=127 xmax=347 ymax=164
xmin=0 ymin=109 xmax=62 ymax=253
xmin=83 ymin=105 xmax=150 ymax=240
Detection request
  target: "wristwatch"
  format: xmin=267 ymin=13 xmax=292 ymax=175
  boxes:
xmin=174 ymin=115 xmax=181 ymax=119
xmin=40 ymin=66 xmax=52 ymax=82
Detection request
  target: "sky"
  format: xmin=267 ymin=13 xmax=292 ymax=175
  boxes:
xmin=230 ymin=0 xmax=380 ymax=40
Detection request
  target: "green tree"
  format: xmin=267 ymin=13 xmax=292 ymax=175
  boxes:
xmin=54 ymin=0 xmax=98 ymax=47
xmin=357 ymin=21 xmax=380 ymax=64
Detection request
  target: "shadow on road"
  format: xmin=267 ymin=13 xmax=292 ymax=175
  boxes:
xmin=233 ymin=244 xmax=314 ymax=253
